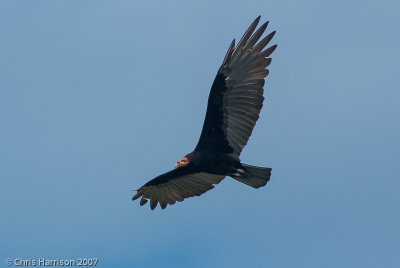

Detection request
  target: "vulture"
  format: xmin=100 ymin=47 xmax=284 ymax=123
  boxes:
xmin=133 ymin=16 xmax=277 ymax=209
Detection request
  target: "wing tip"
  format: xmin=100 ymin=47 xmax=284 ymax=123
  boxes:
xmin=132 ymin=191 xmax=141 ymax=201
xmin=139 ymin=198 xmax=148 ymax=206
xmin=260 ymin=21 xmax=269 ymax=31
xmin=262 ymin=44 xmax=278 ymax=58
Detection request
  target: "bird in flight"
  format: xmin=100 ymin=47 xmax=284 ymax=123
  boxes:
xmin=133 ymin=16 xmax=277 ymax=210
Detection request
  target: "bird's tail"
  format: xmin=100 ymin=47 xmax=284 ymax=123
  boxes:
xmin=231 ymin=164 xmax=271 ymax=188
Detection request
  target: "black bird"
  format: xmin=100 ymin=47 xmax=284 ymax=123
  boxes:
xmin=133 ymin=16 xmax=277 ymax=210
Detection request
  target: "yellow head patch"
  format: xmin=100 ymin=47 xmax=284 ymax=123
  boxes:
xmin=175 ymin=157 xmax=189 ymax=169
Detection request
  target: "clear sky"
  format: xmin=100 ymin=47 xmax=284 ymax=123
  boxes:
xmin=1 ymin=1 xmax=399 ymax=268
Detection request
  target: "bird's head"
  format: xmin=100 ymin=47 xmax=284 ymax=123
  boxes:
xmin=174 ymin=156 xmax=190 ymax=169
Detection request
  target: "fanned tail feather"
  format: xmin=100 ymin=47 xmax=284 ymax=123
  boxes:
xmin=231 ymin=163 xmax=271 ymax=188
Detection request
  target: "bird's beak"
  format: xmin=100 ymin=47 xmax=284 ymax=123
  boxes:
xmin=174 ymin=162 xmax=180 ymax=169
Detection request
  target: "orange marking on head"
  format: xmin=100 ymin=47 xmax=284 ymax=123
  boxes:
xmin=174 ymin=156 xmax=189 ymax=168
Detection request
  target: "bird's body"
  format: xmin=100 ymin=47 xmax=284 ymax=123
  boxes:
xmin=133 ymin=16 xmax=277 ymax=209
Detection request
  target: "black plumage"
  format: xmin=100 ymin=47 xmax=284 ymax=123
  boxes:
xmin=132 ymin=16 xmax=277 ymax=210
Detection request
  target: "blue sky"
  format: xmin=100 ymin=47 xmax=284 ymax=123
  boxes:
xmin=1 ymin=1 xmax=399 ymax=267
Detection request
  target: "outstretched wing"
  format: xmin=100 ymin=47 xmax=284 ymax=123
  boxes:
xmin=195 ymin=16 xmax=277 ymax=158
xmin=132 ymin=166 xmax=225 ymax=210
